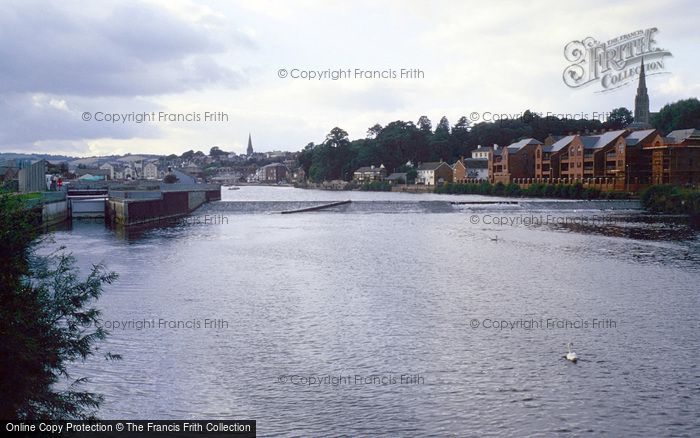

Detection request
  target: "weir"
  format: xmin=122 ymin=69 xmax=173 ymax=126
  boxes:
xmin=280 ymin=200 xmax=352 ymax=214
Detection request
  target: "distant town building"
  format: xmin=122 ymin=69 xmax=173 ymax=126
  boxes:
xmin=99 ymin=163 xmax=114 ymax=180
xmin=256 ymin=162 xmax=289 ymax=183
xmin=143 ymin=162 xmax=159 ymax=180
xmin=416 ymin=162 xmax=453 ymax=186
xmin=353 ymin=164 xmax=387 ymax=182
xmin=385 ymin=172 xmax=408 ymax=184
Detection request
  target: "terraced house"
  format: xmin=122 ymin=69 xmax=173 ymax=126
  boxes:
xmin=490 ymin=138 xmax=541 ymax=184
xmin=535 ymin=129 xmax=660 ymax=191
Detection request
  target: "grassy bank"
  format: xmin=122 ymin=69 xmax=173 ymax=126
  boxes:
xmin=435 ymin=181 xmax=629 ymax=200
xmin=640 ymin=185 xmax=700 ymax=217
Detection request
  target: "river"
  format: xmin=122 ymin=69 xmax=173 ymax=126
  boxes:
xmin=45 ymin=186 xmax=699 ymax=436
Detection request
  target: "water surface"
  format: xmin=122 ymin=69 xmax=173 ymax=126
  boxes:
xmin=48 ymin=187 xmax=700 ymax=436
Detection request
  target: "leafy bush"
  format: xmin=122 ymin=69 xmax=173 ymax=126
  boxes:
xmin=360 ymin=181 xmax=392 ymax=191
xmin=640 ymin=184 xmax=700 ymax=216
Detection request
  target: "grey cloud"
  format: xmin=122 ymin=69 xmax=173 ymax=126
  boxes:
xmin=0 ymin=93 xmax=161 ymax=150
xmin=0 ymin=1 xmax=252 ymax=96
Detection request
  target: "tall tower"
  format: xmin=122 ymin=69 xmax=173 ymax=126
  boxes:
xmin=246 ymin=133 xmax=254 ymax=156
xmin=629 ymin=58 xmax=652 ymax=130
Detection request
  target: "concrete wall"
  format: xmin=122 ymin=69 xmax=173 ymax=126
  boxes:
xmin=188 ymin=190 xmax=207 ymax=210
xmin=106 ymin=187 xmax=220 ymax=227
xmin=71 ymin=199 xmax=107 ymax=218
xmin=42 ymin=200 xmax=69 ymax=226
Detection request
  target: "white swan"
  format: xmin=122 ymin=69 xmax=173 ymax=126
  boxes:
xmin=566 ymin=342 xmax=578 ymax=363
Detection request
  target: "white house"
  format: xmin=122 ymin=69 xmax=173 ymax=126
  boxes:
xmin=472 ymin=144 xmax=498 ymax=160
xmin=143 ymin=162 xmax=159 ymax=180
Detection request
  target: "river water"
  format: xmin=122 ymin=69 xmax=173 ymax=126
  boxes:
xmin=45 ymin=186 xmax=699 ymax=436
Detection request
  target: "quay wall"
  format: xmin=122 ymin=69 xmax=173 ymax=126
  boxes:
xmin=107 ymin=187 xmax=220 ymax=226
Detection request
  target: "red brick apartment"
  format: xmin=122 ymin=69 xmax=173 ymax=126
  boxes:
xmin=490 ymin=138 xmax=542 ymax=184
xmin=645 ymin=129 xmax=700 ymax=185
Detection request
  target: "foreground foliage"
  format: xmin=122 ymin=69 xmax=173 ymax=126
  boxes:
xmin=0 ymin=195 xmax=118 ymax=420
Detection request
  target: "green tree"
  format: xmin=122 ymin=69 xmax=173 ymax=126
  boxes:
xmin=163 ymin=174 xmax=179 ymax=184
xmin=417 ymin=115 xmax=432 ymax=133
xmin=209 ymin=146 xmax=226 ymax=157
xmin=451 ymin=116 xmax=471 ymax=158
xmin=652 ymin=98 xmax=700 ymax=133
xmin=0 ymin=195 xmax=118 ymax=420
xmin=180 ymin=150 xmax=195 ymax=161
xmin=366 ymin=124 xmax=383 ymax=139
xmin=606 ymin=107 xmax=633 ymax=129
xmin=431 ymin=116 xmax=451 ymax=161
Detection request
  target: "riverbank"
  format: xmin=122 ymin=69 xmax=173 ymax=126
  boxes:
xmin=294 ymin=180 xmax=632 ymax=199
xmin=640 ymin=185 xmax=700 ymax=217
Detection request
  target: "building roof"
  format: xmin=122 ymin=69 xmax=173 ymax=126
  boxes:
xmin=580 ymin=130 xmax=627 ymax=149
xmin=506 ymin=138 xmax=542 ymax=152
xmin=355 ymin=165 xmax=385 ymax=173
xmin=263 ymin=162 xmax=287 ymax=169
xmin=544 ymin=135 xmax=577 ymax=153
xmin=385 ymin=172 xmax=407 ymax=180
xmin=464 ymin=158 xmax=488 ymax=168
xmin=666 ymin=129 xmax=700 ymax=144
xmin=417 ymin=162 xmax=449 ymax=171
xmin=624 ymin=129 xmax=656 ymax=146
xmin=172 ymin=169 xmax=197 ymax=184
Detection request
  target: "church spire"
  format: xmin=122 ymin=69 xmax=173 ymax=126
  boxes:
xmin=246 ymin=133 xmax=253 ymax=156
xmin=628 ymin=57 xmax=651 ymax=130
xmin=637 ymin=57 xmax=647 ymax=91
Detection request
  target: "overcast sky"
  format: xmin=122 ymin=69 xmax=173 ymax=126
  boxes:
xmin=1 ymin=0 xmax=698 ymax=157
